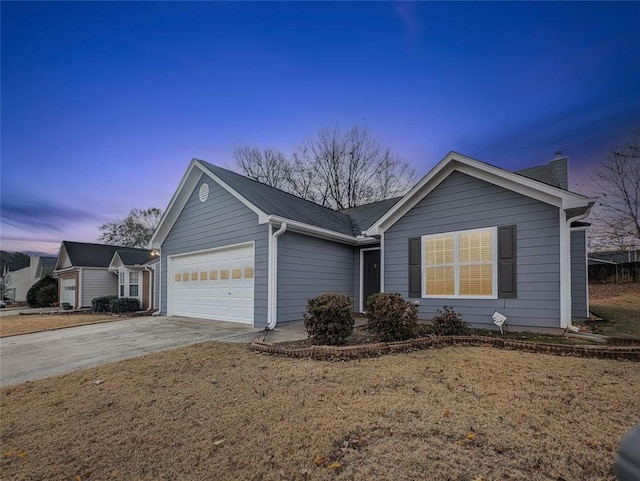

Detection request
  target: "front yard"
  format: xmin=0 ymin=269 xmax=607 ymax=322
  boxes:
xmin=589 ymin=283 xmax=640 ymax=338
xmin=2 ymin=342 xmax=638 ymax=480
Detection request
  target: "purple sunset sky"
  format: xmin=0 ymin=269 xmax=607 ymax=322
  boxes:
xmin=1 ymin=1 xmax=639 ymax=256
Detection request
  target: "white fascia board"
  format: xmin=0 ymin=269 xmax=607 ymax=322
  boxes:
xmin=366 ymin=152 xmax=591 ymax=235
xmin=53 ymin=243 xmax=69 ymax=271
xmin=268 ymin=215 xmax=375 ymax=245
xmin=107 ymin=252 xmax=123 ymax=272
xmin=149 ymin=160 xmax=269 ymax=249
xmin=149 ymin=160 xmax=201 ymax=248
xmin=53 ymin=266 xmax=76 ymax=277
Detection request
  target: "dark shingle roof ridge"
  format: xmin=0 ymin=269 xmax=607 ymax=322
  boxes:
xmin=197 ymin=159 xmax=351 ymax=217
xmin=62 ymin=241 xmax=150 ymax=251
xmin=63 ymin=240 xmax=124 ymax=249
xmin=115 ymin=246 xmax=152 ymax=253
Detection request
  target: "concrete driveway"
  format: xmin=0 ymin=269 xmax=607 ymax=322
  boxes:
xmin=0 ymin=316 xmax=263 ymax=387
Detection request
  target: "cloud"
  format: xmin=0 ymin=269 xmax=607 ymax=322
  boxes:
xmin=395 ymin=2 xmax=422 ymax=38
xmin=0 ymin=199 xmax=106 ymax=232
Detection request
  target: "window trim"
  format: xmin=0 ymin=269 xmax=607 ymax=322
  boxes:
xmin=119 ymin=271 xmax=125 ymax=298
xmin=128 ymin=271 xmax=140 ymax=298
xmin=421 ymin=227 xmax=498 ymax=299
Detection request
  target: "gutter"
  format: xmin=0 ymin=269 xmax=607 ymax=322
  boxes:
xmin=267 ymin=222 xmax=287 ymax=330
xmin=267 ymin=215 xmax=376 ymax=245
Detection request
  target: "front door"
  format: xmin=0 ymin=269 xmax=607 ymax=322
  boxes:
xmin=362 ymin=249 xmax=381 ymax=310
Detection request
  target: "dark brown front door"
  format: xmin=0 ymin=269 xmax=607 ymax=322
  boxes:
xmin=362 ymin=249 xmax=381 ymax=309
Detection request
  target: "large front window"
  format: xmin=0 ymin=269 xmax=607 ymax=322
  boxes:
xmin=423 ymin=228 xmax=496 ymax=298
xmin=129 ymin=271 xmax=140 ymax=297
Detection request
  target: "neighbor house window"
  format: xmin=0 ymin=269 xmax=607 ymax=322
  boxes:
xmin=129 ymin=271 xmax=139 ymax=297
xmin=119 ymin=272 xmax=125 ymax=297
xmin=423 ymin=228 xmax=496 ymax=298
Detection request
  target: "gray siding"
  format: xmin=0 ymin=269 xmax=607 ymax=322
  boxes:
xmin=571 ymin=229 xmax=588 ymax=319
xmin=161 ymin=173 xmax=269 ymax=328
xmin=81 ymin=268 xmax=117 ymax=307
xmin=385 ymin=170 xmax=561 ymax=330
xmin=277 ymin=231 xmax=355 ymax=323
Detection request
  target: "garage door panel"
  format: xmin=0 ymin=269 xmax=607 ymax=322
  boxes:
xmin=170 ymin=244 xmax=254 ymax=324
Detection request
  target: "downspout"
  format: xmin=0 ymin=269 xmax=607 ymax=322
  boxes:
xmin=563 ymin=211 xmax=591 ymax=333
xmin=267 ymin=222 xmax=287 ymax=330
xmin=152 ymin=250 xmax=162 ymax=316
xmin=143 ymin=265 xmax=153 ymax=311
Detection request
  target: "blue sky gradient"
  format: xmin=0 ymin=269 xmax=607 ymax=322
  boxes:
xmin=2 ymin=1 xmax=639 ymax=254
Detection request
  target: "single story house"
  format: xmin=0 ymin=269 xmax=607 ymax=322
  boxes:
xmin=107 ymin=248 xmax=159 ymax=310
xmin=149 ymin=152 xmax=594 ymax=333
xmin=53 ymin=241 xmax=158 ymax=309
xmin=2 ymin=255 xmax=57 ymax=302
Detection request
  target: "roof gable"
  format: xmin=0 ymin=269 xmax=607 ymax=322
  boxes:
xmin=151 ymin=159 xmax=358 ymax=247
xmin=366 ymin=152 xmax=592 ymax=235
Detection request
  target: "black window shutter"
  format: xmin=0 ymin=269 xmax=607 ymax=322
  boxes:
xmin=498 ymin=225 xmax=517 ymax=298
xmin=409 ymin=237 xmax=421 ymax=298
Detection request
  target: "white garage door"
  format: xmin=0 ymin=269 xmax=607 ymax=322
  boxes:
xmin=62 ymin=278 xmax=76 ymax=308
xmin=169 ymin=243 xmax=254 ymax=324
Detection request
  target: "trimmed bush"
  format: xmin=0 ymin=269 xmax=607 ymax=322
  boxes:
xmin=92 ymin=295 xmax=118 ymax=313
xmin=109 ymin=297 xmax=141 ymax=314
xmin=303 ymin=293 xmax=354 ymax=345
xmin=429 ymin=306 xmax=470 ymax=336
xmin=26 ymin=275 xmax=58 ymax=307
xmin=366 ymin=292 xmax=418 ymax=341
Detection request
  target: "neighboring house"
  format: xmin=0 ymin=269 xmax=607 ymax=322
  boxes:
xmin=150 ymin=152 xmax=594 ymax=333
xmin=2 ymin=255 xmax=58 ymax=302
xmin=35 ymin=256 xmax=57 ymax=279
xmin=107 ymin=249 xmax=159 ymax=310
xmin=53 ymin=241 xmax=158 ymax=309
xmin=588 ymin=250 xmax=640 ymax=265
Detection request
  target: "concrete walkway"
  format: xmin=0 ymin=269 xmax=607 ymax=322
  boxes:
xmin=0 ymin=316 xmax=272 ymax=387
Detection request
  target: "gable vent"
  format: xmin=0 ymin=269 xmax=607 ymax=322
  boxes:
xmin=199 ymin=183 xmax=209 ymax=203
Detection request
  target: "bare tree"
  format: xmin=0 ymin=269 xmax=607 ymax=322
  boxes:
xmin=99 ymin=207 xmax=163 ymax=248
xmin=589 ymin=131 xmax=640 ymax=251
xmin=233 ymin=146 xmax=289 ymax=190
xmin=235 ymin=126 xmax=416 ymax=210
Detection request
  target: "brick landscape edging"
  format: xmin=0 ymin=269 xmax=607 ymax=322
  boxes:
xmin=251 ymin=335 xmax=640 ymax=361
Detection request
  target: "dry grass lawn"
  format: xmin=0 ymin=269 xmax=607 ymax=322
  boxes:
xmin=2 ymin=342 xmax=638 ymax=480
xmin=0 ymin=314 xmax=118 ymax=337
xmin=589 ymin=283 xmax=640 ymax=338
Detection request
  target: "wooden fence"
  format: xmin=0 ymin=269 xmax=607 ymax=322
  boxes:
xmin=589 ymin=262 xmax=640 ymax=283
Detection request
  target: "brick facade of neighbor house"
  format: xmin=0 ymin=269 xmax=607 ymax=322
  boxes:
xmin=142 ymin=270 xmax=150 ymax=310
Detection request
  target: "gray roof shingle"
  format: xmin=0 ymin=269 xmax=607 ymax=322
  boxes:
xmin=339 ymin=197 xmax=402 ymax=234
xmin=117 ymin=250 xmax=156 ymax=266
xmin=61 ymin=242 xmax=154 ymax=268
xmin=200 ymin=160 xmax=357 ymax=236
